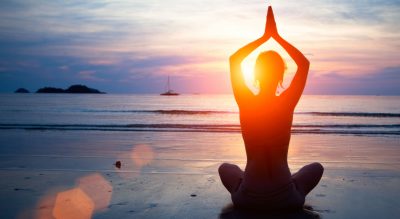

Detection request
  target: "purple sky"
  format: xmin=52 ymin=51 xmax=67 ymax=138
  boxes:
xmin=0 ymin=0 xmax=399 ymax=94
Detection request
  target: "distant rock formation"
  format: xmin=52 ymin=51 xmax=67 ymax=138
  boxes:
xmin=36 ymin=84 xmax=105 ymax=94
xmin=36 ymin=87 xmax=65 ymax=93
xmin=14 ymin=88 xmax=30 ymax=93
xmin=65 ymin=85 xmax=103 ymax=94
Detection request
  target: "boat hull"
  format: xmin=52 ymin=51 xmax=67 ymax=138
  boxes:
xmin=160 ymin=92 xmax=179 ymax=96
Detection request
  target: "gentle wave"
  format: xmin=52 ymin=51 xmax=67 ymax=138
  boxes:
xmin=80 ymin=109 xmax=233 ymax=114
xmin=79 ymin=110 xmax=400 ymax=117
xmin=298 ymin=112 xmax=400 ymax=118
xmin=3 ymin=109 xmax=400 ymax=117
xmin=1 ymin=123 xmax=399 ymax=135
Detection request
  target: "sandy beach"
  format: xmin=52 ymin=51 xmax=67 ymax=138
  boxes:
xmin=0 ymin=130 xmax=399 ymax=218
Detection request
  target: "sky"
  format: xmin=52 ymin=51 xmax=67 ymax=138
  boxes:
xmin=0 ymin=0 xmax=399 ymax=94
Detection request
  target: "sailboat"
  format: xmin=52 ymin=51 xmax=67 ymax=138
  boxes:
xmin=160 ymin=76 xmax=179 ymax=96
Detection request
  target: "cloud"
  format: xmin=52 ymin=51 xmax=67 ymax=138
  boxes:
xmin=0 ymin=0 xmax=399 ymax=94
xmin=305 ymin=66 xmax=400 ymax=95
xmin=59 ymin=65 xmax=69 ymax=71
xmin=78 ymin=70 xmax=105 ymax=82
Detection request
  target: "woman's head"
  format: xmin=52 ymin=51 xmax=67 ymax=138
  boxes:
xmin=254 ymin=51 xmax=285 ymax=94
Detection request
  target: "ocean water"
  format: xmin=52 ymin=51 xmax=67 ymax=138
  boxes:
xmin=0 ymin=94 xmax=399 ymax=135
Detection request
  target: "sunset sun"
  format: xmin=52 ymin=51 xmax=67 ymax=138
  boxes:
xmin=241 ymin=61 xmax=255 ymax=86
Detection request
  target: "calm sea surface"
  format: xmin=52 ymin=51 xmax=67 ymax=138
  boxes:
xmin=0 ymin=94 xmax=399 ymax=135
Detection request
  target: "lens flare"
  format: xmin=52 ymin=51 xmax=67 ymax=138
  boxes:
xmin=77 ymin=173 xmax=112 ymax=211
xmin=131 ymin=144 xmax=154 ymax=168
xmin=52 ymin=188 xmax=94 ymax=219
xmin=32 ymin=173 xmax=113 ymax=219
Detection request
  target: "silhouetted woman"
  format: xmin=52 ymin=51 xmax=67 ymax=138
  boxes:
xmin=219 ymin=6 xmax=323 ymax=210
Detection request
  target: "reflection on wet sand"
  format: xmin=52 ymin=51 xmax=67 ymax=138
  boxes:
xmin=219 ymin=203 xmax=320 ymax=219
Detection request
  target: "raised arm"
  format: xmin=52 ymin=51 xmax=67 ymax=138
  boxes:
xmin=268 ymin=7 xmax=309 ymax=108
xmin=275 ymin=34 xmax=309 ymax=107
xmin=230 ymin=37 xmax=267 ymax=104
xmin=230 ymin=8 xmax=275 ymax=105
xmin=265 ymin=6 xmax=309 ymax=107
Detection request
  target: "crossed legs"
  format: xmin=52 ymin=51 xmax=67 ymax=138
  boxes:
xmin=218 ymin=163 xmax=244 ymax=193
xmin=291 ymin=162 xmax=324 ymax=196
xmin=218 ymin=162 xmax=324 ymax=196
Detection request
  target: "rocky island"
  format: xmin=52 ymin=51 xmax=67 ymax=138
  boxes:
xmin=36 ymin=84 xmax=105 ymax=94
xmin=14 ymin=88 xmax=30 ymax=93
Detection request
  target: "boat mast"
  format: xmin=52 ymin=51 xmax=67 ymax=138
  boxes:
xmin=167 ymin=75 xmax=170 ymax=91
xmin=161 ymin=75 xmax=179 ymax=95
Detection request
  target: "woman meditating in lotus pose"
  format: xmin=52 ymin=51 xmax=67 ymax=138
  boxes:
xmin=219 ymin=6 xmax=323 ymax=210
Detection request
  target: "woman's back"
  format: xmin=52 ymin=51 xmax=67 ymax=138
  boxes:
xmin=239 ymin=96 xmax=293 ymax=150
xmin=239 ymin=96 xmax=294 ymax=192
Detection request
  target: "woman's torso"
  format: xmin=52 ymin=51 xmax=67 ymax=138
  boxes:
xmin=239 ymin=95 xmax=294 ymax=192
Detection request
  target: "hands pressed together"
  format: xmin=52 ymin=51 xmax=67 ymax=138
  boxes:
xmin=263 ymin=6 xmax=279 ymax=40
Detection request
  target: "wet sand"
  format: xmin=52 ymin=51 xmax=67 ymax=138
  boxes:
xmin=0 ymin=130 xmax=399 ymax=218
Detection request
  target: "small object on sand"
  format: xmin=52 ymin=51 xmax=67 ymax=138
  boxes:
xmin=190 ymin=193 xmax=197 ymax=197
xmin=115 ymin=161 xmax=122 ymax=169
